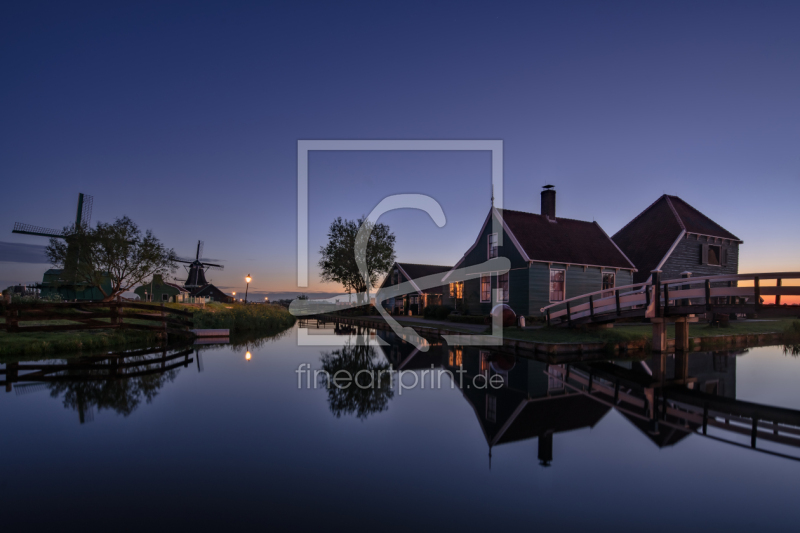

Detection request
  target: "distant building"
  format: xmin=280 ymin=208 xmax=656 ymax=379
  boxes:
xmin=379 ymin=262 xmax=452 ymax=315
xmin=441 ymin=186 xmax=636 ymax=316
xmin=134 ymin=274 xmax=188 ymax=302
xmin=612 ymin=195 xmax=741 ymax=284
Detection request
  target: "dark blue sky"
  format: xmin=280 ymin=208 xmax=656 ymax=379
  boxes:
xmin=2 ymin=1 xmax=799 ymax=296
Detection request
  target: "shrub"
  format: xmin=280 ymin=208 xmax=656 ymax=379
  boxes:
xmin=423 ymin=305 xmax=453 ymax=320
xmin=193 ymin=303 xmax=295 ymax=332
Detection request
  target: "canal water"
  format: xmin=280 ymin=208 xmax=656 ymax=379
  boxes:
xmin=1 ymin=323 xmax=799 ymax=531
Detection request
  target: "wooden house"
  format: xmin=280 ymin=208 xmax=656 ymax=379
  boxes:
xmin=378 ymin=262 xmax=452 ymax=315
xmin=134 ymin=274 xmax=188 ymax=302
xmin=612 ymin=195 xmax=741 ymax=284
xmin=441 ymin=186 xmax=636 ymax=317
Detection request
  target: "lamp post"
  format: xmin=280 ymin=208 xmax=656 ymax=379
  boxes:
xmin=244 ymin=274 xmax=251 ymax=303
xmin=232 ymin=291 xmax=236 ymax=304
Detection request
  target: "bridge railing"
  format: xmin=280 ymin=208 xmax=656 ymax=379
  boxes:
xmin=541 ymin=272 xmax=800 ymax=325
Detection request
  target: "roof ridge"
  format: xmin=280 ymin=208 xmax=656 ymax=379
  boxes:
xmin=664 ymin=196 xmax=686 ymax=230
xmin=665 ymin=194 xmax=741 ymax=240
xmin=396 ymin=262 xmax=452 ymax=268
xmin=611 ymin=194 xmax=669 ymax=238
xmin=496 ymin=207 xmax=596 ymax=225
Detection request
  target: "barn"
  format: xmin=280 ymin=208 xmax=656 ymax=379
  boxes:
xmin=611 ymin=195 xmax=741 ymax=284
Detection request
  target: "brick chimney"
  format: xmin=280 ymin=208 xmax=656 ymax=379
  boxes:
xmin=541 ymin=185 xmax=556 ymax=218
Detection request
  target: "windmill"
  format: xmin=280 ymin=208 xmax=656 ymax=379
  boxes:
xmin=175 ymin=240 xmax=224 ymax=289
xmin=11 ymin=193 xmax=98 ymax=299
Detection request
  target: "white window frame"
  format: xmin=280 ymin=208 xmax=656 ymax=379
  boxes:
xmin=497 ymin=271 xmax=509 ymax=303
xmin=549 ymin=269 xmax=566 ymax=303
xmin=480 ymin=274 xmax=491 ymax=303
xmin=487 ymin=233 xmax=498 ymax=259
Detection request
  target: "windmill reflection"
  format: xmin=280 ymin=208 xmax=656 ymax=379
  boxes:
xmin=2 ymin=345 xmax=194 ymax=423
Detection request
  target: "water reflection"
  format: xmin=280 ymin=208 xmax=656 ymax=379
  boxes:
xmin=3 ymin=345 xmax=193 ymax=423
xmin=314 ymin=324 xmax=800 ymax=463
xmin=319 ymin=327 xmax=394 ymax=419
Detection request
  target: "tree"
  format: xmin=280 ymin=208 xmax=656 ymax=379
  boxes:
xmin=318 ymin=216 xmax=395 ymax=304
xmin=45 ymin=216 xmax=177 ymax=302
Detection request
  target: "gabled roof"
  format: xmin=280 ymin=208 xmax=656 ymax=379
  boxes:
xmin=612 ymin=195 xmax=741 ymax=283
xmin=380 ymin=262 xmax=452 ymax=292
xmin=396 ymin=263 xmax=452 ymax=280
xmin=498 ymin=208 xmax=636 ymax=269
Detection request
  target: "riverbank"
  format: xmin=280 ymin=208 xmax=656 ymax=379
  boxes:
xmin=316 ymin=314 xmax=800 ymax=354
xmin=0 ymin=302 xmax=296 ymax=356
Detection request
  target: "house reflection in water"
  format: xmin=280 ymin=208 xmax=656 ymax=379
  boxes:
xmin=373 ymin=329 xmax=798 ymax=465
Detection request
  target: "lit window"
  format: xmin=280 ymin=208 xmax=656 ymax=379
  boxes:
xmin=497 ymin=272 xmax=509 ymax=302
xmin=480 ymin=351 xmax=491 ymax=378
xmin=549 ymin=270 xmax=565 ymax=302
xmin=454 ymin=348 xmax=463 ymax=367
xmin=449 ymin=281 xmax=464 ymax=299
xmin=488 ymin=233 xmax=498 ymax=259
xmin=480 ymin=275 xmax=491 ymax=302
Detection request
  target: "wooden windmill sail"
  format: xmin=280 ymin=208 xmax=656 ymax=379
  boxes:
xmin=12 ymin=192 xmax=93 ymax=239
xmin=13 ymin=193 xmax=92 ymax=273
xmin=12 ymin=193 xmax=110 ymax=300
xmin=176 ymin=241 xmax=224 ymax=289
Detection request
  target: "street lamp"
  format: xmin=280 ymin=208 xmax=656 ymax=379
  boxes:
xmin=244 ymin=274 xmax=251 ymax=303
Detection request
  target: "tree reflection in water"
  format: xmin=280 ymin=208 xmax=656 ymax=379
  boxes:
xmin=319 ymin=330 xmax=394 ymax=420
xmin=47 ymin=357 xmax=180 ymax=423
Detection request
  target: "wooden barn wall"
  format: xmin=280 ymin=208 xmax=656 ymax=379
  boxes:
xmin=528 ymin=264 xmax=635 ymax=316
xmin=661 ymin=235 xmax=739 ymax=281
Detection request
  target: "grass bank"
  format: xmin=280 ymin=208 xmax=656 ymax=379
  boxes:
xmin=500 ymin=317 xmax=800 ymax=346
xmin=0 ymin=302 xmax=295 ymax=357
xmin=0 ymin=328 xmax=163 ymax=358
xmin=191 ymin=302 xmax=296 ymax=332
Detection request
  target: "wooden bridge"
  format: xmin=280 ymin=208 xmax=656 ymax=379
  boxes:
xmin=541 ymin=271 xmax=800 ymax=351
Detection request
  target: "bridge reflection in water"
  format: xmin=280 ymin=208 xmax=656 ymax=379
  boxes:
xmin=1 ymin=345 xmax=196 ymax=423
xmin=371 ymin=327 xmax=800 ymax=464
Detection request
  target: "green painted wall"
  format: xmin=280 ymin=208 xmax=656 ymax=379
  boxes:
xmin=40 ymin=269 xmax=112 ymax=301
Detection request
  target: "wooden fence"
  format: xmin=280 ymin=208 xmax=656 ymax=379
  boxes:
xmin=2 ymin=301 xmax=194 ymax=336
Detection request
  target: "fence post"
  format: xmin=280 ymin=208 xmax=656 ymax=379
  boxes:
xmin=705 ymin=279 xmax=712 ymax=312
xmin=566 ymin=301 xmax=572 ymax=326
xmin=652 ymin=270 xmax=662 ymax=318
xmin=753 ymin=276 xmax=761 ymax=310
xmin=546 ymin=308 xmax=551 ymax=327
xmin=776 ymin=278 xmax=782 ymax=306
xmin=589 ymin=295 xmax=594 ymax=318
xmin=663 ymin=283 xmax=669 ymax=316
xmin=615 ymin=289 xmax=621 ymax=316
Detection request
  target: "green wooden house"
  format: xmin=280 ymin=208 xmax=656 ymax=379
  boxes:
xmin=441 ymin=186 xmax=636 ymax=317
xmin=134 ymin=274 xmax=188 ymax=303
xmin=40 ymin=269 xmax=113 ymax=301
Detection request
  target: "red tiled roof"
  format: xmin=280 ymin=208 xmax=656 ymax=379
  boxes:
xmin=612 ymin=195 xmax=740 ymax=283
xmin=498 ymin=209 xmax=635 ymax=269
